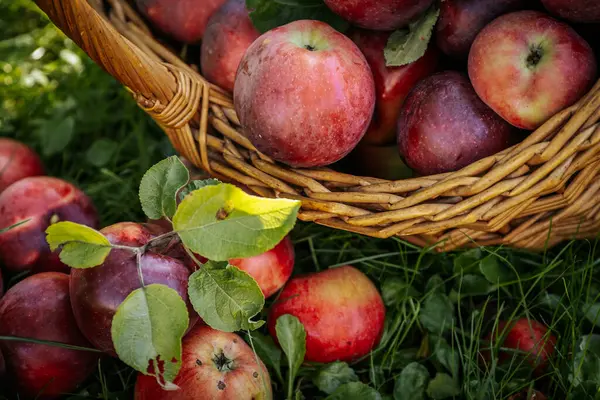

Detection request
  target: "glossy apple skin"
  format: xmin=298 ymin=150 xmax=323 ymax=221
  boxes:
xmin=201 ymin=0 xmax=260 ymax=93
xmin=135 ymin=325 xmax=272 ymax=400
xmin=397 ymin=71 xmax=514 ymax=176
xmin=0 ymin=138 xmax=44 ymax=194
xmin=230 ymin=236 xmax=294 ymax=298
xmin=0 ymin=177 xmax=98 ymax=273
xmin=323 ymin=0 xmax=434 ymax=30
xmin=136 ymin=0 xmax=226 ymax=43
xmin=234 ymin=20 xmax=375 ymax=168
xmin=542 ymin=0 xmax=600 ymax=23
xmin=69 ymin=222 xmax=197 ymax=357
xmin=268 ymin=265 xmax=385 ymax=363
xmin=0 ymin=273 xmax=100 ymax=399
xmin=436 ymin=0 xmax=527 ymax=58
xmin=352 ymin=30 xmax=439 ymax=145
xmin=469 ymin=11 xmax=597 ymax=130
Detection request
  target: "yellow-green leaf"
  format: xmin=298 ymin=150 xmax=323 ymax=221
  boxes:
xmin=45 ymin=221 xmax=111 ymax=269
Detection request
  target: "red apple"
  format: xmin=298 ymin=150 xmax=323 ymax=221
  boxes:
xmin=69 ymin=222 xmax=197 ymax=356
xmin=135 ymin=325 xmax=272 ymax=400
xmin=268 ymin=265 xmax=385 ymax=363
xmin=469 ymin=11 xmax=597 ymax=130
xmin=201 ymin=0 xmax=260 ymax=93
xmin=234 ymin=20 xmax=375 ymax=168
xmin=0 ymin=272 xmax=100 ymax=399
xmin=323 ymin=0 xmax=434 ymax=31
xmin=542 ymin=0 xmax=600 ymax=23
xmin=230 ymin=236 xmax=294 ymax=298
xmin=397 ymin=71 xmax=514 ymax=175
xmin=135 ymin=0 xmax=226 ymax=43
xmin=436 ymin=0 xmax=528 ymax=58
xmin=0 ymin=176 xmax=98 ymax=274
xmin=351 ymin=29 xmax=439 ymax=145
xmin=0 ymin=138 xmax=44 ymax=194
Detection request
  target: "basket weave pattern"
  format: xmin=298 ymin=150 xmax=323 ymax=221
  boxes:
xmin=36 ymin=0 xmax=600 ymax=251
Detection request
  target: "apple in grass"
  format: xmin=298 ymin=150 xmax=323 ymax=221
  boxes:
xmin=541 ymin=0 xmax=600 ymax=23
xmin=351 ymin=29 xmax=439 ymax=145
xmin=0 ymin=272 xmax=100 ymax=399
xmin=323 ymin=0 xmax=434 ymax=31
xmin=0 ymin=138 xmax=44 ymax=193
xmin=0 ymin=177 xmax=98 ymax=274
xmin=234 ymin=20 xmax=375 ymax=168
xmin=135 ymin=325 xmax=272 ymax=400
xmin=69 ymin=222 xmax=197 ymax=356
xmin=469 ymin=11 xmax=597 ymax=130
xmin=201 ymin=0 xmax=260 ymax=93
xmin=268 ymin=265 xmax=385 ymax=363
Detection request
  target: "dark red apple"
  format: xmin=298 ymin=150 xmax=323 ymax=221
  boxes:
xmin=469 ymin=11 xmax=597 ymax=130
xmin=352 ymin=29 xmax=439 ymax=145
xmin=0 ymin=138 xmax=44 ymax=194
xmin=268 ymin=265 xmax=385 ymax=363
xmin=323 ymin=0 xmax=434 ymax=30
xmin=0 ymin=272 xmax=100 ymax=399
xmin=0 ymin=176 xmax=98 ymax=273
xmin=69 ymin=222 xmax=197 ymax=356
xmin=436 ymin=0 xmax=528 ymax=58
xmin=397 ymin=71 xmax=514 ymax=176
xmin=136 ymin=0 xmax=227 ymax=43
xmin=542 ymin=0 xmax=600 ymax=23
xmin=230 ymin=236 xmax=294 ymax=298
xmin=135 ymin=325 xmax=272 ymax=400
xmin=201 ymin=0 xmax=260 ymax=93
xmin=234 ymin=20 xmax=375 ymax=168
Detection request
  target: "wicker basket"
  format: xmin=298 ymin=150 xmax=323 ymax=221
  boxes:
xmin=34 ymin=0 xmax=600 ymax=251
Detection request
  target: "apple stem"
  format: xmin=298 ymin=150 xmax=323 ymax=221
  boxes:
xmin=135 ymin=249 xmax=146 ymax=288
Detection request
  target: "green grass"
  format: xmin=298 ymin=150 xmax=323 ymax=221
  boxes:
xmin=2 ymin=1 xmax=600 ymax=399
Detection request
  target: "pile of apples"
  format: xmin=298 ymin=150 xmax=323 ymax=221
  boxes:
xmin=137 ymin=0 xmax=598 ymax=178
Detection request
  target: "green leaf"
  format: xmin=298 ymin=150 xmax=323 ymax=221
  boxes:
xmin=139 ymin=156 xmax=190 ymax=220
xmin=36 ymin=114 xmax=75 ymax=156
xmin=248 ymin=331 xmax=283 ymax=383
xmin=86 ymin=138 xmax=118 ymax=167
xmin=426 ymin=373 xmax=460 ymax=399
xmin=276 ymin=314 xmax=306 ymax=390
xmin=454 ymin=274 xmax=495 ymax=297
xmin=420 ymin=293 xmax=455 ymax=334
xmin=382 ymin=277 xmax=421 ymax=307
xmin=173 ymin=183 xmax=300 ymax=261
xmin=325 ymin=382 xmax=382 ymax=400
xmin=111 ymin=284 xmax=189 ymax=388
xmin=314 ymin=361 xmax=358 ymax=395
xmin=45 ymin=221 xmax=112 ymax=269
xmin=479 ymin=256 xmax=514 ymax=284
xmin=393 ymin=362 xmax=429 ymax=400
xmin=384 ymin=6 xmax=440 ymax=67
xmin=425 ymin=275 xmax=445 ymax=294
xmin=246 ymin=0 xmax=349 ymax=33
xmin=431 ymin=336 xmax=459 ymax=379
xmin=583 ymin=303 xmax=600 ymax=327
xmin=188 ymin=261 xmax=265 ymax=332
xmin=453 ymin=249 xmax=482 ymax=274
xmin=571 ymin=335 xmax=600 ymax=386
xmin=178 ymin=178 xmax=220 ymax=202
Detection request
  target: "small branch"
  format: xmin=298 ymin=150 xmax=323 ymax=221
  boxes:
xmin=183 ymin=245 xmax=205 ymax=271
xmin=135 ymin=249 xmax=146 ymax=288
xmin=0 ymin=335 xmax=103 ymax=353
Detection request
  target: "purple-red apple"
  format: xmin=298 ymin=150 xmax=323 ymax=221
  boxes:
xmin=234 ymin=20 xmax=375 ymax=168
xmin=134 ymin=325 xmax=272 ymax=400
xmin=0 ymin=272 xmax=100 ymax=399
xmin=0 ymin=138 xmax=44 ymax=194
xmin=397 ymin=71 xmax=514 ymax=175
xmin=201 ymin=0 xmax=260 ymax=92
xmin=268 ymin=265 xmax=385 ymax=363
xmin=323 ymin=0 xmax=434 ymax=30
xmin=0 ymin=176 xmax=98 ymax=273
xmin=469 ymin=11 xmax=597 ymax=130
xmin=69 ymin=222 xmax=197 ymax=356
xmin=542 ymin=0 xmax=600 ymax=23
xmin=436 ymin=0 xmax=527 ymax=58
xmin=136 ymin=0 xmax=226 ymax=43
xmin=352 ymin=29 xmax=439 ymax=145
xmin=230 ymin=236 xmax=294 ymax=298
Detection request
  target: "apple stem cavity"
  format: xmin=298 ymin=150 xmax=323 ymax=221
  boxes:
xmin=526 ymin=44 xmax=544 ymax=69
xmin=212 ymin=350 xmax=234 ymax=372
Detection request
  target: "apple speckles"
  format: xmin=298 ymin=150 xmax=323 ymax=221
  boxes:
xmin=217 ymin=380 xmax=226 ymax=390
xmin=196 ymin=359 xmax=202 ymax=366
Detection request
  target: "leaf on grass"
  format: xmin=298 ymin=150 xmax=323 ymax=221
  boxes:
xmin=188 ymin=261 xmax=265 ymax=332
xmin=37 ymin=115 xmax=75 ymax=156
xmin=45 ymin=221 xmax=112 ymax=269
xmin=420 ymin=293 xmax=455 ymax=334
xmin=425 ymin=275 xmax=445 ymax=294
xmin=86 ymin=139 xmax=118 ymax=167
xmin=570 ymin=334 xmax=600 ymax=387
xmin=111 ymin=284 xmax=189 ymax=389
xmin=314 ymin=361 xmax=358 ymax=395
xmin=178 ymin=178 xmax=220 ymax=202
xmin=325 ymin=382 xmax=381 ymax=400
xmin=454 ymin=274 xmax=495 ymax=297
xmin=382 ymin=277 xmax=421 ymax=307
xmin=276 ymin=314 xmax=306 ymax=387
xmin=479 ymin=256 xmax=514 ymax=284
xmin=394 ymin=362 xmax=429 ymax=400
xmin=248 ymin=331 xmax=283 ymax=382
xmin=139 ymin=156 xmax=190 ymax=220
xmin=453 ymin=249 xmax=482 ymax=274
xmin=173 ymin=184 xmax=300 ymax=261
xmin=426 ymin=373 xmax=461 ymax=399
xmin=431 ymin=336 xmax=460 ymax=379
xmin=384 ymin=6 xmax=440 ymax=67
